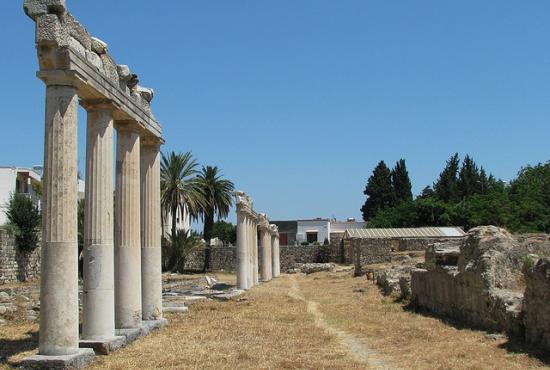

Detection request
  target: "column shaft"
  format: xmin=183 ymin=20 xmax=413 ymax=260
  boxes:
xmin=82 ymin=105 xmax=115 ymax=340
xmin=260 ymin=230 xmax=272 ymax=281
xmin=141 ymin=143 xmax=162 ymax=320
xmin=253 ymin=223 xmax=259 ymax=285
xmin=246 ymin=217 xmax=254 ymax=288
xmin=236 ymin=211 xmax=248 ymax=290
xmin=272 ymin=236 xmax=280 ymax=277
xmin=39 ymin=84 xmax=79 ymax=355
xmin=115 ymin=127 xmax=142 ymax=329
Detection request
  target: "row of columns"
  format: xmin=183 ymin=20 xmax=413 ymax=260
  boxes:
xmin=235 ymin=192 xmax=280 ymax=290
xmin=39 ymin=76 xmax=163 ymax=356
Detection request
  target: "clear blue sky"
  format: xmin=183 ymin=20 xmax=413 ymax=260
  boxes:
xmin=1 ymin=1 xmax=549 ymax=225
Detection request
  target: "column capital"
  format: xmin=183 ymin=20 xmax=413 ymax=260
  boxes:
xmin=141 ymin=135 xmax=163 ymax=149
xmin=115 ymin=120 xmax=141 ymax=134
xmin=37 ymin=70 xmax=82 ymax=87
xmin=80 ymin=98 xmax=119 ymax=112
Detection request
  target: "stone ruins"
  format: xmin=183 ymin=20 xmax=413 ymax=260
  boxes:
xmin=235 ymin=191 xmax=280 ymax=290
xmin=22 ymin=0 xmax=165 ymax=367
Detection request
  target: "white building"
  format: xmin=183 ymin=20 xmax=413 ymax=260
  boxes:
xmin=162 ymin=205 xmax=191 ymax=239
xmin=0 ymin=166 xmax=43 ymax=225
xmin=272 ymin=218 xmax=367 ymax=245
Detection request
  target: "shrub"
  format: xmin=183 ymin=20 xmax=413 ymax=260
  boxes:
xmin=5 ymin=193 xmax=41 ymax=252
xmin=301 ymin=241 xmax=309 ymax=246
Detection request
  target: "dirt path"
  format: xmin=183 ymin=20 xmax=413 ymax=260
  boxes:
xmin=288 ymin=274 xmax=394 ymax=370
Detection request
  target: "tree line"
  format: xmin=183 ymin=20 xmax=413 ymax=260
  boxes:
xmin=361 ymin=154 xmax=550 ymax=233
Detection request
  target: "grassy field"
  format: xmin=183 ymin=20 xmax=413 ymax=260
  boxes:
xmin=1 ymin=271 xmax=549 ymax=369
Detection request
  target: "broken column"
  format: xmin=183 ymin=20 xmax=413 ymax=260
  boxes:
xmin=115 ymin=125 xmax=142 ymax=329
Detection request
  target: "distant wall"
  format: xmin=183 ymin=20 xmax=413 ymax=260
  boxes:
xmin=0 ymin=229 xmax=41 ymax=284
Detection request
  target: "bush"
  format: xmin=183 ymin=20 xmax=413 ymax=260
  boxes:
xmin=315 ymin=244 xmax=331 ymax=263
xmin=5 ymin=193 xmax=41 ymax=252
xmin=301 ymin=241 xmax=309 ymax=246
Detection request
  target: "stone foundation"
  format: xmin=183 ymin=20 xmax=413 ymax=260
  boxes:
xmin=523 ymin=258 xmax=550 ymax=351
xmin=0 ymin=229 xmax=40 ymax=284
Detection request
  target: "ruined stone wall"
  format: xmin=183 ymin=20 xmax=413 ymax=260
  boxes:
xmin=0 ymin=229 xmax=41 ymax=284
xmin=523 ymin=258 xmax=550 ymax=351
xmin=411 ymin=226 xmax=528 ymax=336
xmin=183 ymin=246 xmax=236 ymax=272
xmin=280 ymin=245 xmax=320 ymax=271
xmin=344 ymin=238 xmax=393 ymax=266
xmin=398 ymin=238 xmax=461 ymax=251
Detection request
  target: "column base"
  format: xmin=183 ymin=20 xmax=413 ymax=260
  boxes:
xmin=212 ymin=290 xmax=245 ymax=301
xmin=115 ymin=319 xmax=168 ymax=345
xmin=21 ymin=348 xmax=95 ymax=370
xmin=79 ymin=336 xmax=126 ymax=355
xmin=141 ymin=319 xmax=168 ymax=335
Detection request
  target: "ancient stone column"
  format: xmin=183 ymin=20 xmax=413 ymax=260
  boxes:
xmin=81 ymin=100 xmax=115 ymax=341
xmin=236 ymin=203 xmax=249 ymax=290
xmin=141 ymin=140 xmax=163 ymax=321
xmin=247 ymin=216 xmax=254 ymax=288
xmin=115 ymin=125 xmax=142 ymax=329
xmin=39 ymin=78 xmax=80 ymax=355
xmin=259 ymin=222 xmax=272 ymax=281
xmin=271 ymin=230 xmax=280 ymax=278
xmin=252 ymin=221 xmax=259 ymax=285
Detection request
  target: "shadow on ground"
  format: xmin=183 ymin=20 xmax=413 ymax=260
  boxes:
xmin=0 ymin=329 xmax=38 ymax=365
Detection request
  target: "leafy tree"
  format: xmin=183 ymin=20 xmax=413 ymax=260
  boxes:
xmin=457 ymin=155 xmax=481 ymax=199
xmin=434 ymin=153 xmax=460 ymax=202
xmin=419 ymin=185 xmax=435 ymax=199
xmin=211 ymin=220 xmax=237 ymax=244
xmin=361 ymin=161 xmax=394 ymax=221
xmin=160 ymin=151 xmax=203 ymax=242
xmin=168 ymin=229 xmax=202 ymax=273
xmin=391 ymin=159 xmax=413 ymax=203
xmin=5 ymin=193 xmax=41 ymax=252
xmin=196 ymin=166 xmax=235 ymax=271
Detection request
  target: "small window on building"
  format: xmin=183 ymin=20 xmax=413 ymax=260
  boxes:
xmin=306 ymin=232 xmax=318 ymax=243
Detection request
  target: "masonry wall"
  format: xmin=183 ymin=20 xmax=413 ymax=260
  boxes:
xmin=398 ymin=238 xmax=460 ymax=251
xmin=183 ymin=246 xmax=236 ymax=272
xmin=0 ymin=229 xmax=41 ymax=284
xmin=523 ymin=258 xmax=550 ymax=351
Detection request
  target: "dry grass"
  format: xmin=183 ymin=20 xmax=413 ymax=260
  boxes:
xmin=2 ymin=271 xmax=549 ymax=369
xmin=91 ymin=275 xmax=368 ymax=370
xmin=297 ymin=271 xmax=550 ymax=370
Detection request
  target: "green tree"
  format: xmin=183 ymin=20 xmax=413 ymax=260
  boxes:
xmin=169 ymin=229 xmax=202 ymax=273
xmin=457 ymin=154 xmax=481 ymax=200
xmin=196 ymin=166 xmax=234 ymax=272
xmin=434 ymin=153 xmax=460 ymax=202
xmin=160 ymin=151 xmax=203 ymax=242
xmin=361 ymin=161 xmax=394 ymax=221
xmin=391 ymin=159 xmax=413 ymax=203
xmin=5 ymin=193 xmax=41 ymax=252
xmin=211 ymin=220 xmax=237 ymax=244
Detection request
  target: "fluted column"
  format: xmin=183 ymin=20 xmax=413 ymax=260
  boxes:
xmin=236 ymin=207 xmax=249 ymax=290
xmin=141 ymin=140 xmax=162 ymax=320
xmin=247 ymin=217 xmax=254 ymax=288
xmin=39 ymin=78 xmax=79 ymax=355
xmin=260 ymin=226 xmax=272 ymax=281
xmin=115 ymin=125 xmax=142 ymax=329
xmin=252 ymin=222 xmax=259 ymax=285
xmin=81 ymin=100 xmax=115 ymax=340
xmin=271 ymin=232 xmax=280 ymax=278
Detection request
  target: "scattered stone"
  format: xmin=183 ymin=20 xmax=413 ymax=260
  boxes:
xmin=0 ymin=306 xmax=6 ymax=315
xmin=485 ymin=333 xmax=506 ymax=341
xmin=137 ymin=86 xmax=154 ymax=103
xmin=293 ymin=263 xmax=336 ymax=274
xmin=0 ymin=292 xmax=10 ymax=303
xmin=91 ymin=37 xmax=108 ymax=54
xmin=0 ymin=319 xmax=6 ymax=326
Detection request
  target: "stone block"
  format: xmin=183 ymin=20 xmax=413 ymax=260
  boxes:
xmin=21 ymin=348 xmax=95 ymax=370
xmin=36 ymin=14 xmax=68 ymax=46
xmin=115 ymin=327 xmax=143 ymax=343
xmin=79 ymin=336 xmax=126 ymax=355
xmin=91 ymin=37 xmax=108 ymax=54
xmin=100 ymin=54 xmax=119 ymax=84
xmin=24 ymin=0 xmax=66 ymax=21
xmin=64 ymin=14 xmax=92 ymax=50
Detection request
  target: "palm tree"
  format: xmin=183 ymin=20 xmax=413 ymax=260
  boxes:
xmin=197 ymin=166 xmax=235 ymax=244
xmin=160 ymin=151 xmax=203 ymax=241
xmin=169 ymin=229 xmax=202 ymax=273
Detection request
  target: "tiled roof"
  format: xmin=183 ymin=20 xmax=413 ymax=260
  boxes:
xmin=344 ymin=227 xmax=465 ymax=239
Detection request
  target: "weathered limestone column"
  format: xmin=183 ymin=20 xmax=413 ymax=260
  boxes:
xmin=247 ymin=216 xmax=254 ymax=288
xmin=81 ymin=100 xmax=115 ymax=341
xmin=252 ymin=220 xmax=259 ymax=285
xmin=259 ymin=216 xmax=272 ymax=282
xmin=271 ymin=226 xmax=280 ymax=278
xmin=39 ymin=76 xmax=80 ymax=355
xmin=115 ymin=125 xmax=142 ymax=329
xmin=141 ymin=140 xmax=163 ymax=320
xmin=236 ymin=193 xmax=249 ymax=290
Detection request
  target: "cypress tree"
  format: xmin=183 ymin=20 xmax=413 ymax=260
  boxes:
xmin=361 ymin=160 xmax=394 ymax=221
xmin=457 ymin=154 xmax=480 ymax=199
xmin=391 ymin=159 xmax=413 ymax=203
xmin=434 ymin=153 xmax=460 ymax=202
